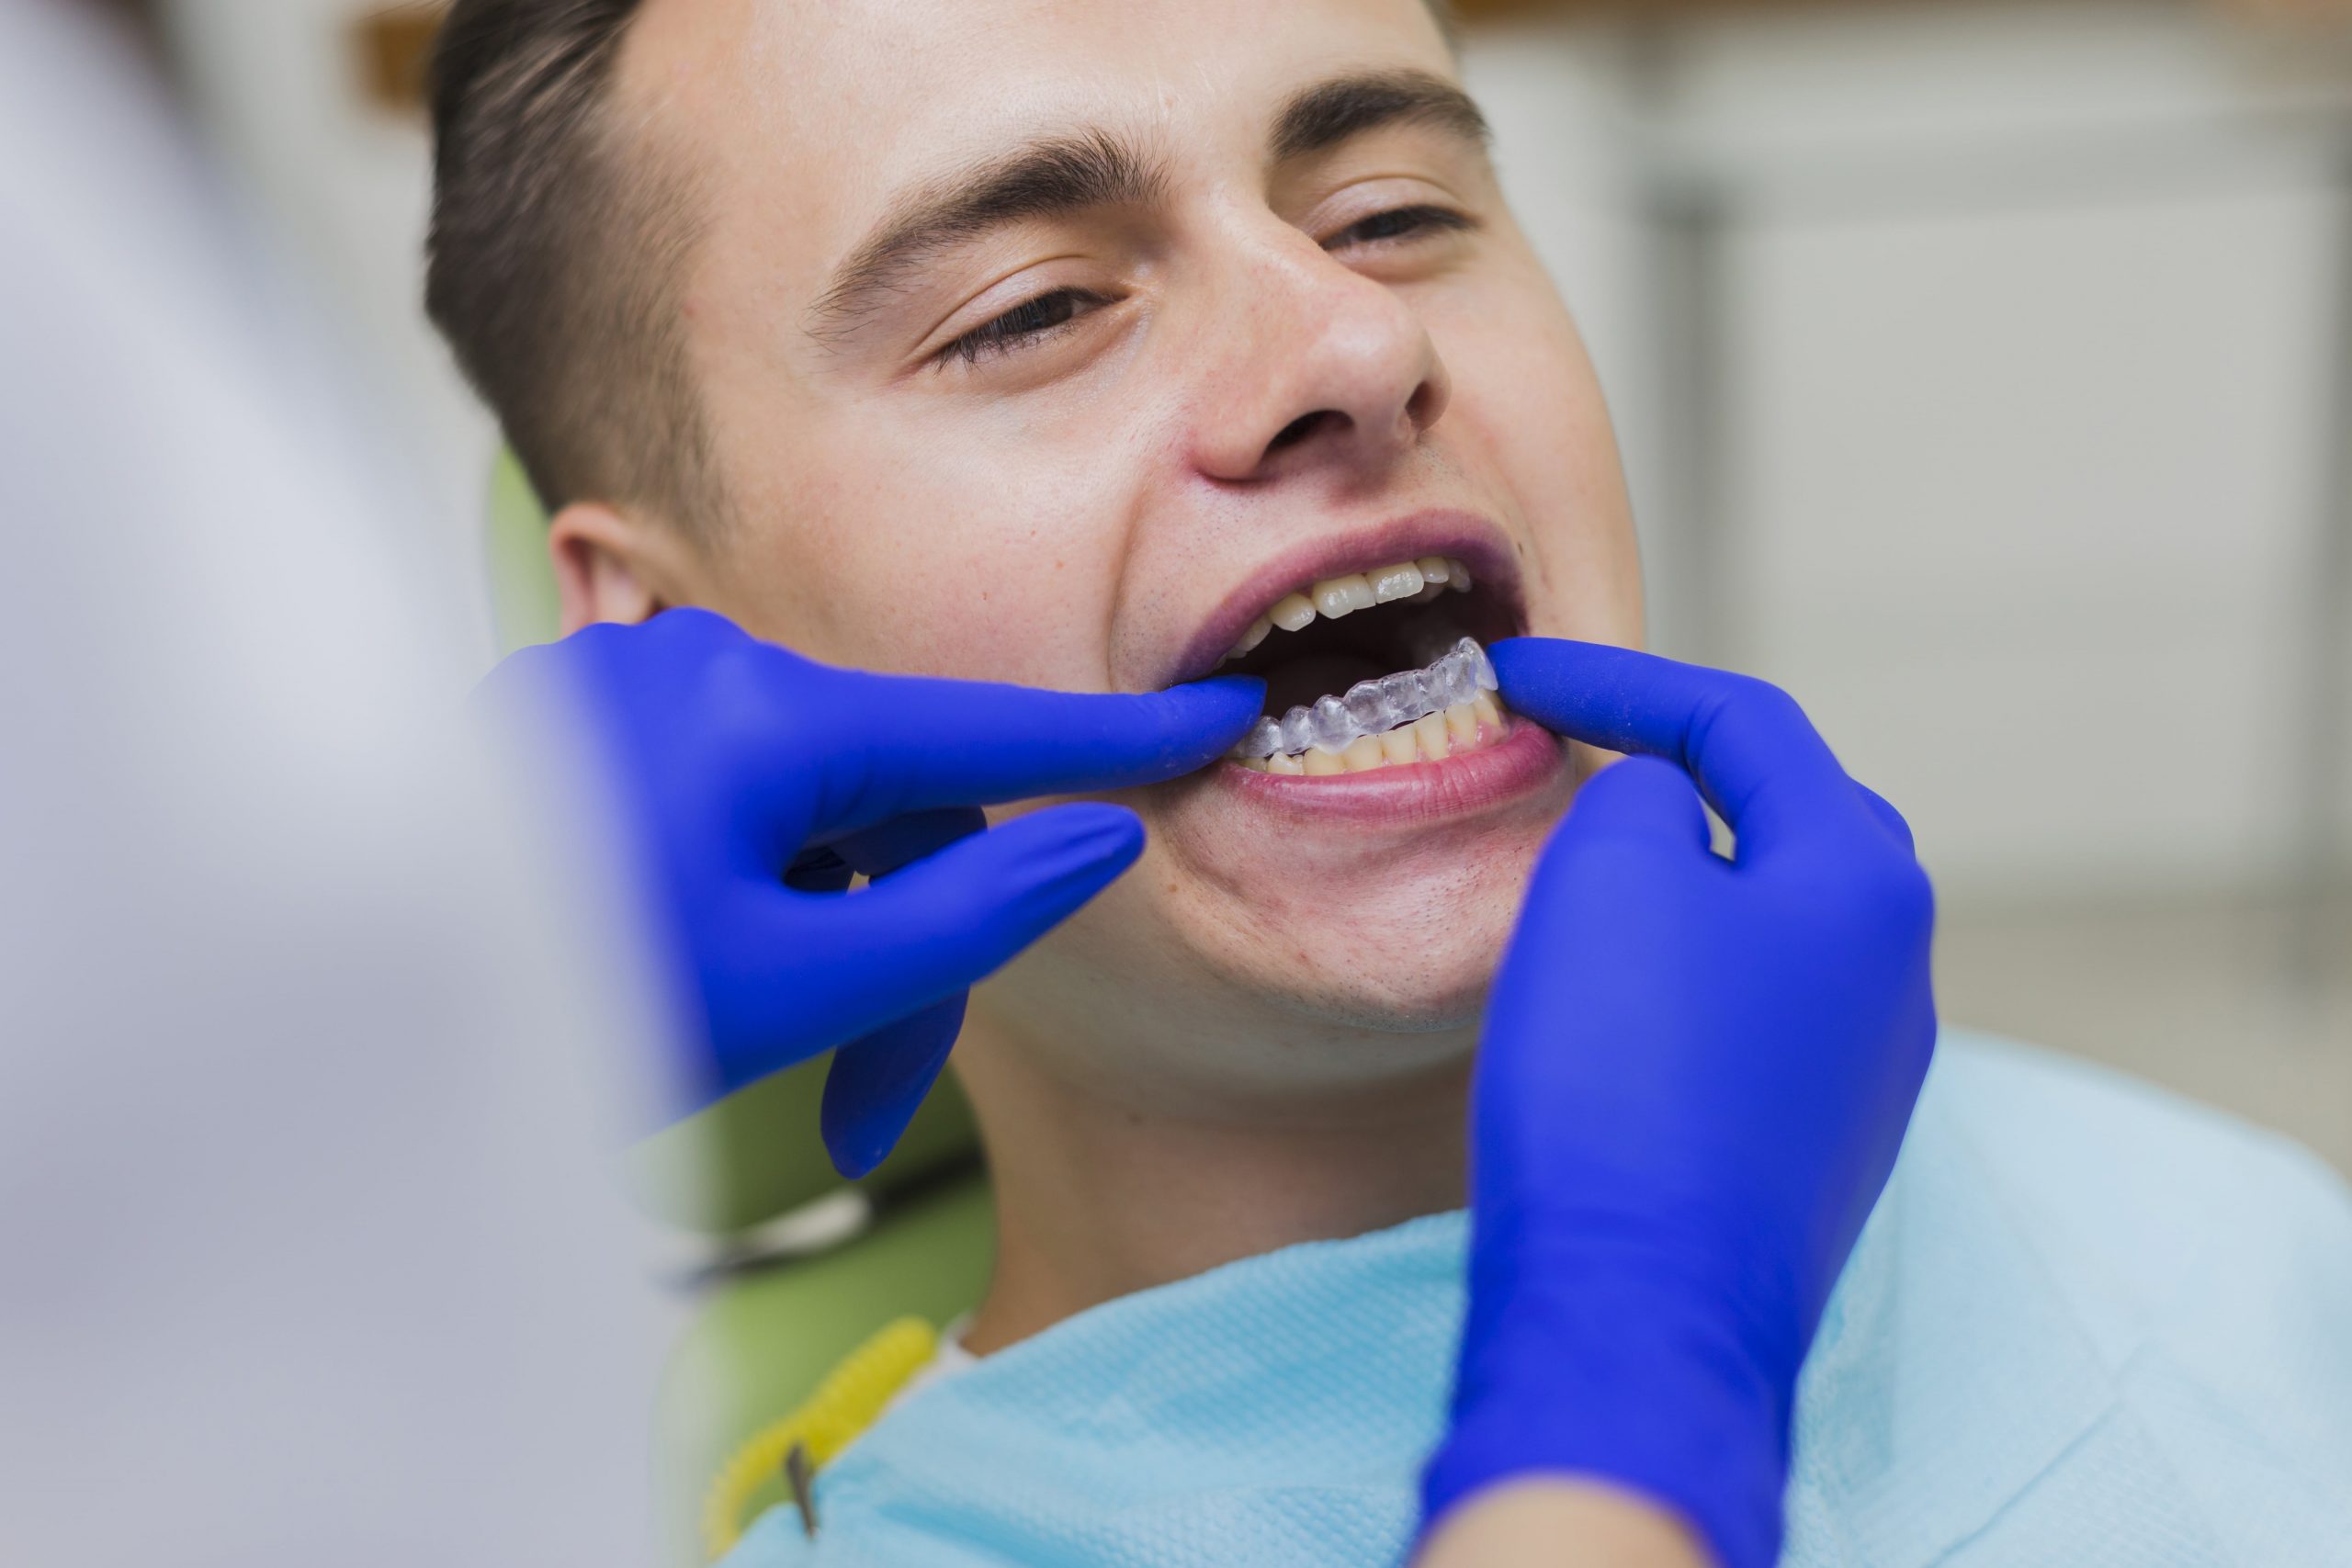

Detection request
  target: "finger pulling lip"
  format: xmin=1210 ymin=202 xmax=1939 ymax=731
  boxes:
xmin=1209 ymin=718 xmax=1566 ymax=827
xmin=1158 ymin=509 xmax=1528 ymax=690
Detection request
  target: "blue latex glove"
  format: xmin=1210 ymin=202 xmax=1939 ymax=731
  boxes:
xmin=1422 ymin=639 xmax=1938 ymax=1568
xmin=482 ymin=608 xmax=1261 ymax=1176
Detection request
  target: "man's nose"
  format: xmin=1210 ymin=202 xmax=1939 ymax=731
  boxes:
xmin=1187 ymin=234 xmax=1452 ymax=485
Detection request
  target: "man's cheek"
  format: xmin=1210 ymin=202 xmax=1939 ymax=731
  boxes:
xmin=790 ymin=550 xmax=1101 ymax=684
xmin=869 ymin=525 xmax=1124 ymax=687
xmin=987 ymin=843 xmax=1209 ymax=1015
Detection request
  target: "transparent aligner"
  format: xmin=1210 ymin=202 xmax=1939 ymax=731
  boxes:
xmin=1310 ymin=694 xmax=1355 ymax=750
xmin=1231 ymin=637 xmax=1507 ymax=762
xmin=1238 ymin=716 xmax=1283 ymax=758
xmin=1464 ymin=637 xmax=1498 ymax=692
xmin=1279 ymin=707 xmax=1317 ymax=755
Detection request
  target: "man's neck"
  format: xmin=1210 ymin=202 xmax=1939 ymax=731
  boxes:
xmin=952 ymin=1021 xmax=1471 ymax=1355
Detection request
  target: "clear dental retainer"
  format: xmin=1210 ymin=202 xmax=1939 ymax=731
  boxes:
xmin=1232 ymin=637 xmax=1498 ymax=761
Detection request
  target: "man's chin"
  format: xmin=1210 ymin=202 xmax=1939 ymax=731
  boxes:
xmin=979 ymin=782 xmax=1564 ymax=1096
xmin=1175 ymin=858 xmax=1541 ymax=1041
xmin=1275 ymin=977 xmax=1491 ymax=1039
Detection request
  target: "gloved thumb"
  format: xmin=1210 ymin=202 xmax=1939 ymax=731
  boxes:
xmin=1555 ymin=755 xmax=1713 ymax=853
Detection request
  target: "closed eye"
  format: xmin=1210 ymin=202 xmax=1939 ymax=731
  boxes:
xmin=933 ymin=287 xmax=1111 ymax=368
xmin=1325 ymin=203 xmax=1476 ymax=251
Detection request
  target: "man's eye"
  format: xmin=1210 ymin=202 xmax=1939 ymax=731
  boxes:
xmin=934 ymin=288 xmax=1106 ymax=368
xmin=1327 ymin=204 xmax=1476 ymax=250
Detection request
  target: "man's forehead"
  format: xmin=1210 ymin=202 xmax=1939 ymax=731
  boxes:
xmin=618 ymin=0 xmax=1457 ymax=266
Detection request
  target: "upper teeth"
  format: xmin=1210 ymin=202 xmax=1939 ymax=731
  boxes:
xmin=1224 ymin=556 xmax=1471 ymax=663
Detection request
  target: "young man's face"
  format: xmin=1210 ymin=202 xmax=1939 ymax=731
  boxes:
xmin=605 ymin=0 xmax=1641 ymax=1100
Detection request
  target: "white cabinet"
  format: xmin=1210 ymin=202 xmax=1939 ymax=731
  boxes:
xmin=1468 ymin=1 xmax=2352 ymax=904
xmin=1728 ymin=186 xmax=2338 ymax=897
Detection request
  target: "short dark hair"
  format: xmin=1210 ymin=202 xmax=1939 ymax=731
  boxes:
xmin=424 ymin=0 xmax=723 ymax=529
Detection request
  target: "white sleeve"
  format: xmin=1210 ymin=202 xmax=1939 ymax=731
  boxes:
xmin=0 ymin=2 xmax=682 ymax=1562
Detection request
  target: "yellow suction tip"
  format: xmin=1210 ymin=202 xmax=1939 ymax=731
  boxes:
xmin=700 ymin=1316 xmax=940 ymax=1561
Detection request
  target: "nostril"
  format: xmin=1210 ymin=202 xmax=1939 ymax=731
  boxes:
xmin=1406 ymin=377 xmax=1444 ymax=432
xmin=1266 ymin=408 xmax=1347 ymax=457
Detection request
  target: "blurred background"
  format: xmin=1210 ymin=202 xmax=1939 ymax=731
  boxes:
xmin=115 ymin=0 xmax=2348 ymax=1168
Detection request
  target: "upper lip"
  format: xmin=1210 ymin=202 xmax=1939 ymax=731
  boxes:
xmin=1157 ymin=509 xmax=1527 ymax=690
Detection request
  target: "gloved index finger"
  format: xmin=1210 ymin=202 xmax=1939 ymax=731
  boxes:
xmin=802 ymin=663 xmax=1265 ymax=838
xmin=1487 ymin=637 xmax=1859 ymax=857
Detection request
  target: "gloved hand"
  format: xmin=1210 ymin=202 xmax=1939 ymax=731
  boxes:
xmin=1422 ymin=639 xmax=1938 ymax=1568
xmin=481 ymin=607 xmax=1261 ymax=1176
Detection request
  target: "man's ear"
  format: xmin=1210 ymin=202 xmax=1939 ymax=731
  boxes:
xmin=548 ymin=502 xmax=693 ymax=636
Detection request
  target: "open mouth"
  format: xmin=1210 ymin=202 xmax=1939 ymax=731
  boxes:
xmin=1212 ymin=555 xmax=1521 ymax=776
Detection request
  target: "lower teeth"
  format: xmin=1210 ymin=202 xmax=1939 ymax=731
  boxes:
xmin=1230 ymin=637 xmax=1502 ymax=766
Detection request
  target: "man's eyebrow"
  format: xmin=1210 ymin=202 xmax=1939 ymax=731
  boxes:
xmin=1271 ymin=68 xmax=1490 ymax=164
xmin=808 ymin=129 xmax=1166 ymax=342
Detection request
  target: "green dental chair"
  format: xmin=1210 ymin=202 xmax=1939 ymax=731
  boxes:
xmin=485 ymin=454 xmax=994 ymax=1562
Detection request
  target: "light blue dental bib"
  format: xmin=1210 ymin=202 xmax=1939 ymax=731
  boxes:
xmin=724 ymin=1035 xmax=2352 ymax=1568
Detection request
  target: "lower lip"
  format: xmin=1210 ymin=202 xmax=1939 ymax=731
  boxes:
xmin=1210 ymin=718 xmax=1567 ymax=826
